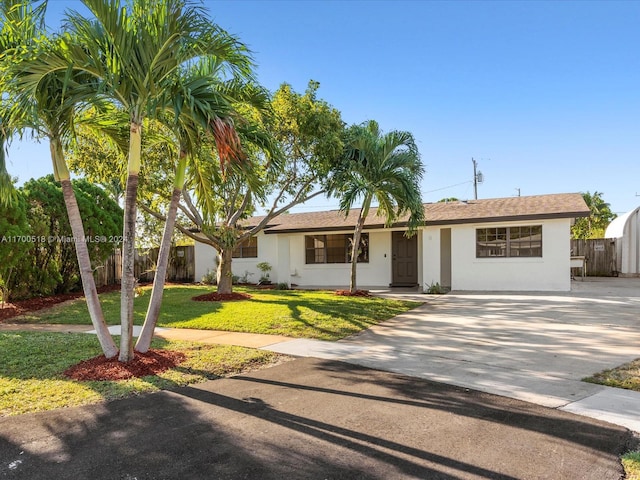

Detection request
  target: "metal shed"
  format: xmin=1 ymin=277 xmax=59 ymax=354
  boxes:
xmin=605 ymin=206 xmax=640 ymax=276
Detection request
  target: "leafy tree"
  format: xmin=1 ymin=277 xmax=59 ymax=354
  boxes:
xmin=189 ymin=80 xmax=344 ymax=295
xmin=571 ymin=191 xmax=617 ymax=239
xmin=0 ymin=189 xmax=30 ymax=302
xmin=438 ymin=197 xmax=459 ymax=203
xmin=9 ymin=175 xmax=123 ymax=298
xmin=331 ymin=120 xmax=425 ymax=293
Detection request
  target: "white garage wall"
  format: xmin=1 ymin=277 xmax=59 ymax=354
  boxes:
xmin=450 ymin=219 xmax=571 ymax=291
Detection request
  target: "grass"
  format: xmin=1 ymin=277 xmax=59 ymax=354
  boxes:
xmin=0 ymin=331 xmax=283 ymax=417
xmin=623 ymin=451 xmax=640 ymax=480
xmin=0 ymin=286 xmax=418 ymax=416
xmin=583 ymin=358 xmax=640 ymax=392
xmin=17 ymin=285 xmax=421 ymax=340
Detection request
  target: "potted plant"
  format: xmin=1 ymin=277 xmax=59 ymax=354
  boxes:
xmin=256 ymin=261 xmax=272 ymax=285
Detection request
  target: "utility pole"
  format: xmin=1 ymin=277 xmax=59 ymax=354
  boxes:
xmin=515 ymin=188 xmax=521 ymax=197
xmin=472 ymin=158 xmax=483 ymax=200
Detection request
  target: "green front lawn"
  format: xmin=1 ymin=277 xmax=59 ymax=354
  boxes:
xmin=623 ymin=451 xmax=640 ymax=480
xmin=18 ymin=285 xmax=421 ymax=340
xmin=583 ymin=357 xmax=640 ymax=392
xmin=0 ymin=331 xmax=282 ymax=417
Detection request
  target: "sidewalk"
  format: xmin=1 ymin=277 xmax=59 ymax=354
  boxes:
xmin=0 ymin=322 xmax=296 ymax=348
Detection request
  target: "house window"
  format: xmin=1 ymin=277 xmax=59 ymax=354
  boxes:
xmin=476 ymin=226 xmax=542 ymax=258
xmin=305 ymin=234 xmax=369 ymax=264
xmin=232 ymin=236 xmax=258 ymax=258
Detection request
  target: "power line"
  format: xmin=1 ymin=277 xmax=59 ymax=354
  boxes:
xmin=423 ymin=180 xmax=473 ymax=194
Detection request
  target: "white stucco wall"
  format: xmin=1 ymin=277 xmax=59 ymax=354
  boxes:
xmin=422 ymin=226 xmax=441 ymax=288
xmin=287 ymin=230 xmax=395 ymax=288
xmin=447 ymin=219 xmax=571 ymax=291
xmin=193 ymin=231 xmax=281 ymax=284
xmin=195 ymin=218 xmax=572 ymax=291
xmin=194 ymin=240 xmax=217 ymax=282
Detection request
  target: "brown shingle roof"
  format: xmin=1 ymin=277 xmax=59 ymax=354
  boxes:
xmin=241 ymin=193 xmax=590 ymax=234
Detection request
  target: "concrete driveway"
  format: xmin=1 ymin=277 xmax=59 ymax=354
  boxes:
xmin=267 ymin=277 xmax=640 ymax=432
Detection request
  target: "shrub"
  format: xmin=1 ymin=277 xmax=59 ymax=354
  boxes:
xmin=8 ymin=176 xmax=123 ymax=298
xmin=201 ymin=269 xmax=217 ymax=285
xmin=424 ymin=281 xmax=446 ymax=294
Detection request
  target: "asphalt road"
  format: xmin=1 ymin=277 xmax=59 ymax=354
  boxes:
xmin=0 ymin=358 xmax=635 ymax=480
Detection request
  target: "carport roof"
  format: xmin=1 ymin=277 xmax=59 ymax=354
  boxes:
xmin=243 ymin=192 xmax=590 ymax=234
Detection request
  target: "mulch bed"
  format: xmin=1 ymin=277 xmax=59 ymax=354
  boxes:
xmin=64 ymin=349 xmax=187 ymax=381
xmin=335 ymin=290 xmax=371 ymax=297
xmin=0 ymin=284 xmax=121 ymax=323
xmin=192 ymin=292 xmax=252 ymax=302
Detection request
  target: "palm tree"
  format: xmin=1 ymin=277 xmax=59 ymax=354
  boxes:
xmin=571 ymin=191 xmax=617 ymax=239
xmin=0 ymin=0 xmax=46 ymax=206
xmin=333 ymin=120 xmax=425 ymax=293
xmin=136 ymin=71 xmax=276 ymax=352
xmin=2 ymin=7 xmax=118 ymax=356
xmin=60 ymin=0 xmax=253 ymax=361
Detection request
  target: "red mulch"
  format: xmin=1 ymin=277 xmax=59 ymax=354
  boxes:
xmin=0 ymin=284 xmax=121 ymax=323
xmin=335 ymin=289 xmax=371 ymax=297
xmin=192 ymin=292 xmax=252 ymax=302
xmin=64 ymin=349 xmax=187 ymax=381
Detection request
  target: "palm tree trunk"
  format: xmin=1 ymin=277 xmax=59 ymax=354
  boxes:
xmin=120 ymin=122 xmax=142 ymax=362
xmin=350 ymin=198 xmax=371 ymax=294
xmin=51 ymin=139 xmax=118 ymax=358
xmin=217 ymin=248 xmax=234 ymax=294
xmin=136 ymin=156 xmax=187 ymax=353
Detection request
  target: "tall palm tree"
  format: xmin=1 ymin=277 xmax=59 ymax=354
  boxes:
xmin=333 ymin=120 xmax=425 ymax=293
xmin=136 ymin=70 xmax=276 ymax=353
xmin=61 ymin=0 xmax=253 ymax=361
xmin=3 ymin=7 xmax=118 ymax=356
xmin=0 ymin=0 xmax=46 ymax=206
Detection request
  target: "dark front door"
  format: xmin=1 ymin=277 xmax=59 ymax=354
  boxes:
xmin=392 ymin=231 xmax=418 ymax=286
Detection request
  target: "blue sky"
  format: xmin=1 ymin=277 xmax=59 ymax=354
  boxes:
xmin=8 ymin=0 xmax=640 ymax=214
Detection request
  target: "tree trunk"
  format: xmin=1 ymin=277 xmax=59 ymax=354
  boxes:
xmin=51 ymin=139 xmax=117 ymax=358
xmin=136 ymin=186 xmax=181 ymax=353
xmin=120 ymin=122 xmax=142 ymax=362
xmin=60 ymin=178 xmax=118 ymax=358
xmin=350 ymin=222 xmax=364 ymax=294
xmin=350 ymin=199 xmax=371 ymax=294
xmin=216 ymin=248 xmax=234 ymax=294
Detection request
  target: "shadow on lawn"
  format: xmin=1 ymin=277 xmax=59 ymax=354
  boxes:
xmin=241 ymin=289 xmax=418 ymax=338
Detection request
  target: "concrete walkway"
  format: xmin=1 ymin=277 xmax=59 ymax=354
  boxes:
xmin=2 ymin=277 xmax=639 ymax=433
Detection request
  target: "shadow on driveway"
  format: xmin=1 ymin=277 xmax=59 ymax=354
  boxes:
xmin=0 ymin=358 xmax=635 ymax=480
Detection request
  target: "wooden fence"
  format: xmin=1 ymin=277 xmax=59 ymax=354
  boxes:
xmin=94 ymin=246 xmax=195 ymax=286
xmin=570 ymin=238 xmax=618 ymax=277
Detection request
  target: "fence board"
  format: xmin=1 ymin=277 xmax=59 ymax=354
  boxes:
xmin=95 ymin=246 xmax=195 ymax=285
xmin=570 ymin=238 xmax=617 ymax=276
